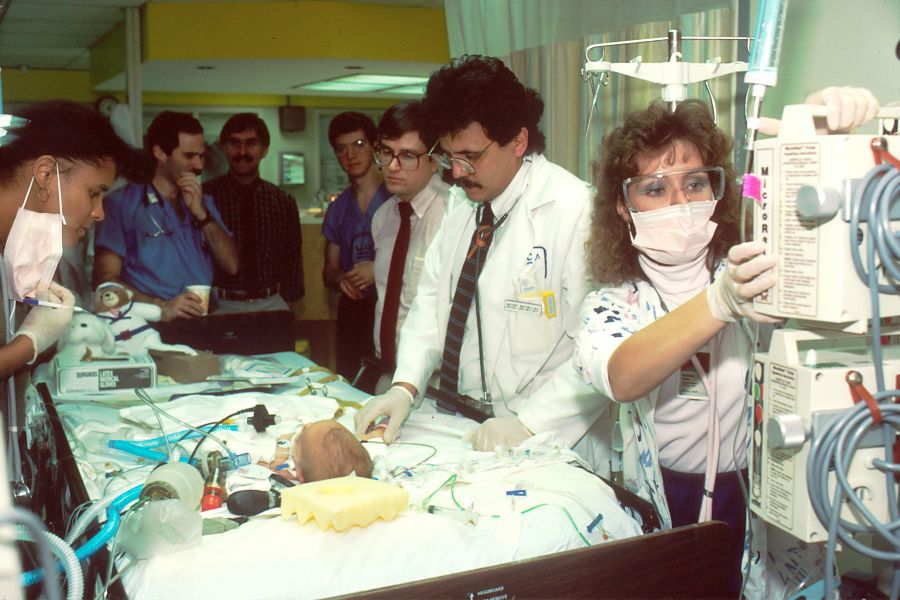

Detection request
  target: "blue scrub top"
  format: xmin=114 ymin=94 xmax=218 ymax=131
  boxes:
xmin=95 ymin=183 xmax=229 ymax=300
xmin=322 ymin=184 xmax=389 ymax=273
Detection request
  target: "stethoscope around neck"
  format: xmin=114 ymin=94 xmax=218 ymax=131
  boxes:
xmin=144 ymin=185 xmax=173 ymax=238
xmin=654 ymin=289 xmax=721 ymax=523
xmin=470 ymin=194 xmax=522 ymax=406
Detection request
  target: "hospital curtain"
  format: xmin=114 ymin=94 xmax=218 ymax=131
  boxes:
xmin=443 ymin=0 xmax=739 ymax=181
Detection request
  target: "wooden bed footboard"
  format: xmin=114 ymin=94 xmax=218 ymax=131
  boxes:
xmin=346 ymin=521 xmax=732 ymax=600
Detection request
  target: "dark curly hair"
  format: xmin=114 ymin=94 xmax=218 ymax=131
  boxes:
xmin=421 ymin=55 xmax=545 ymax=153
xmin=0 ymin=100 xmax=153 ymax=185
xmin=588 ymin=99 xmax=740 ymax=284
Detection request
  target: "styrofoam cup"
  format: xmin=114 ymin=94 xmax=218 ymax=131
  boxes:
xmin=186 ymin=285 xmax=211 ymax=315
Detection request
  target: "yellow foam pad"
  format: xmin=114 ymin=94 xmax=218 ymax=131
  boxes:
xmin=281 ymin=476 xmax=409 ymax=532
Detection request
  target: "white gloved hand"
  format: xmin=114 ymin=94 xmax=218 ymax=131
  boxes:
xmin=463 ymin=417 xmax=533 ymax=451
xmin=707 ymin=241 xmax=780 ymax=324
xmin=805 ymin=86 xmax=879 ymax=132
xmin=354 ymin=385 xmax=414 ymax=444
xmin=18 ymin=282 xmax=76 ymax=363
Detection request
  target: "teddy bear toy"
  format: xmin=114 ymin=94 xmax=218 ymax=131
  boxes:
xmin=92 ymin=282 xmax=196 ymax=356
xmin=56 ymin=312 xmax=118 ymax=362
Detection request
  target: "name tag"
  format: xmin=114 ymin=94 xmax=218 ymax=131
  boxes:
xmin=504 ymin=299 xmax=543 ymax=315
xmin=678 ymin=351 xmax=710 ymax=400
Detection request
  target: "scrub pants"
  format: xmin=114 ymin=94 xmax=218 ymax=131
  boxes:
xmin=335 ymin=294 xmax=376 ymax=380
xmin=661 ymin=467 xmax=748 ymax=598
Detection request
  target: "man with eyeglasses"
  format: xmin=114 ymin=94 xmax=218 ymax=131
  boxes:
xmin=355 ymin=56 xmax=605 ymax=468
xmin=322 ymin=112 xmax=390 ymax=379
xmin=368 ymin=101 xmax=450 ymax=391
xmin=94 ymin=111 xmax=239 ymax=321
xmin=203 ymin=113 xmax=304 ymax=314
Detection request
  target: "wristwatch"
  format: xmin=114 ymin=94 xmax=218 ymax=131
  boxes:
xmin=193 ymin=213 xmax=213 ymax=229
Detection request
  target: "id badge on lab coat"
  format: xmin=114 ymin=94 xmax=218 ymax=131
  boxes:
xmin=509 ymin=246 xmax=556 ymax=317
xmin=508 ymin=248 xmax=557 ymax=354
xmin=678 ymin=350 xmax=710 ymax=400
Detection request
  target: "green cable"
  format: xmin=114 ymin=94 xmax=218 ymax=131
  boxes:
xmin=422 ymin=473 xmax=456 ymax=508
xmin=441 ymin=477 xmax=595 ymax=546
xmin=449 ymin=473 xmax=465 ymax=511
xmin=520 ymin=503 xmax=592 ymax=547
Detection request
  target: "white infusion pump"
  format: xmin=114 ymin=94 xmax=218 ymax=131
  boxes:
xmin=751 ymin=104 xmax=900 ymax=328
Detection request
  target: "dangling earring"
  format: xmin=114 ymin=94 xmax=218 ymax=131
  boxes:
xmin=36 ymin=186 xmax=49 ymax=202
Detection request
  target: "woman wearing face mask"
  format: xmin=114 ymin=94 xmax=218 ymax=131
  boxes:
xmin=0 ymin=100 xmax=148 ymax=377
xmin=575 ymin=92 xmax=879 ymax=597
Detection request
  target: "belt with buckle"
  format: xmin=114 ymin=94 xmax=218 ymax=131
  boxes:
xmin=216 ymin=287 xmax=277 ymax=301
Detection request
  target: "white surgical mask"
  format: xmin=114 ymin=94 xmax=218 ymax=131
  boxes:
xmin=630 ymin=201 xmax=718 ymax=266
xmin=3 ymin=162 xmax=66 ymax=301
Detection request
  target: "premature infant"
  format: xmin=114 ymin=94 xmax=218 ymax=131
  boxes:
xmin=275 ymin=420 xmax=373 ymax=483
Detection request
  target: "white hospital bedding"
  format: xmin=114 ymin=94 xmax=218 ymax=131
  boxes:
xmin=48 ymin=352 xmax=642 ymax=599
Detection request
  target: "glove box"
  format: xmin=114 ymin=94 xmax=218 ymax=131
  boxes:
xmin=53 ymin=351 xmax=157 ymax=394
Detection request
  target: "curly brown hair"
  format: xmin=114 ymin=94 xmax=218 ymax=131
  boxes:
xmin=588 ymin=99 xmax=740 ymax=285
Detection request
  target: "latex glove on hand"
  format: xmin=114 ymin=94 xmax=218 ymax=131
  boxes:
xmin=707 ymin=241 xmax=779 ymax=324
xmin=806 ymin=86 xmax=879 ymax=133
xmin=757 ymin=87 xmax=879 ymax=136
xmin=354 ymin=385 xmax=414 ymax=444
xmin=19 ymin=282 xmax=76 ymax=363
xmin=463 ymin=417 xmax=533 ymax=451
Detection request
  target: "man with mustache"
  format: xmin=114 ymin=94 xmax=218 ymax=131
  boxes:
xmin=356 ymin=56 xmax=603 ymax=466
xmin=94 ymin=111 xmax=238 ymax=321
xmin=203 ymin=114 xmax=304 ymax=314
xmin=322 ymin=112 xmax=390 ymax=379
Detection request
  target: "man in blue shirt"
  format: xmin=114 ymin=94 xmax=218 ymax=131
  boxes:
xmin=94 ymin=112 xmax=239 ymax=321
xmin=321 ymin=112 xmax=389 ymax=378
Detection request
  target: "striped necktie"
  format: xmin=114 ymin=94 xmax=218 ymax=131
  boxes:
xmin=379 ymin=201 xmax=413 ymax=370
xmin=439 ymin=202 xmax=495 ymax=397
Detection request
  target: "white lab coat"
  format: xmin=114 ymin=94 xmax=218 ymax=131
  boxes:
xmin=394 ymin=154 xmax=614 ymax=473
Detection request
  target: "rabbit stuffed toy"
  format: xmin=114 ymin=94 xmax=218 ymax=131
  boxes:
xmin=56 ymin=312 xmax=118 ymax=362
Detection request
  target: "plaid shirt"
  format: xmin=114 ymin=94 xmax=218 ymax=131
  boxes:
xmin=203 ymin=173 xmax=304 ymax=301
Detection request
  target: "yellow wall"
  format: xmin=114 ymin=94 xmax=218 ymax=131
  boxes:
xmin=1 ymin=68 xmax=97 ymax=104
xmin=4 ymin=0 xmax=448 ymax=106
xmin=144 ymin=1 xmax=448 ymax=62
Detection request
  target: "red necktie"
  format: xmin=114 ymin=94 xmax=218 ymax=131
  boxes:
xmin=379 ymin=201 xmax=413 ymax=369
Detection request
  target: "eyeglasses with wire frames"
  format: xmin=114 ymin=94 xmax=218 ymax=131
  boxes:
xmin=373 ymin=144 xmax=429 ymax=171
xmin=428 ymin=140 xmax=494 ymax=175
xmin=622 ymin=166 xmax=726 ymax=212
xmin=333 ymin=138 xmax=369 ymax=157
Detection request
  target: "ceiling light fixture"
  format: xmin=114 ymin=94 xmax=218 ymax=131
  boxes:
xmin=297 ymin=74 xmax=428 ymax=95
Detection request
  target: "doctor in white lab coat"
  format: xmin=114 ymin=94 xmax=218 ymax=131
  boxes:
xmin=355 ymin=55 xmax=613 ymax=473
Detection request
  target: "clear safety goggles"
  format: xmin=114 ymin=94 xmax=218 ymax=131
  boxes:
xmin=622 ymin=166 xmax=725 ymax=212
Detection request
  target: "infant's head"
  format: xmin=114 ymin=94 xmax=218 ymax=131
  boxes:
xmin=293 ymin=420 xmax=373 ymax=483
